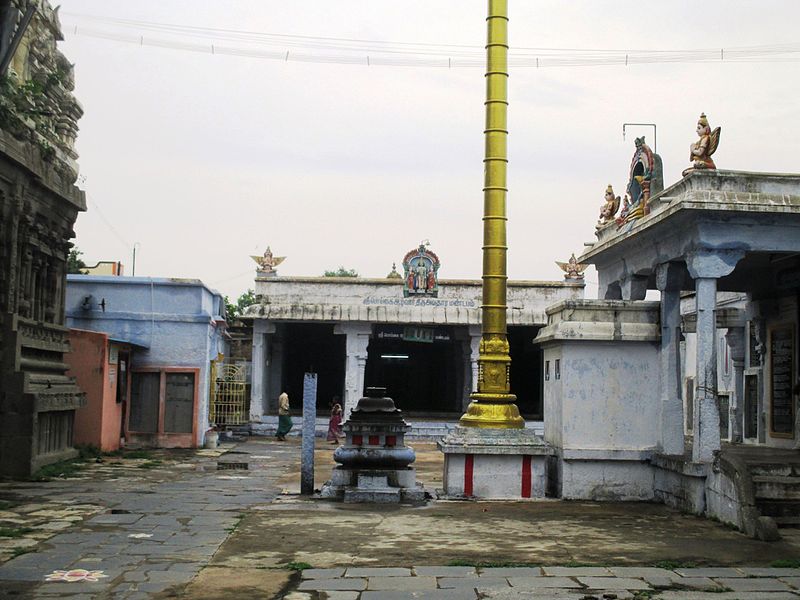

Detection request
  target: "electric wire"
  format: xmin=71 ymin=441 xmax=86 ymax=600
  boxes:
xmin=60 ymin=13 xmax=800 ymax=69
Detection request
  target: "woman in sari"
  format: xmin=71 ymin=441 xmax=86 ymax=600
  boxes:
xmin=327 ymin=402 xmax=343 ymax=444
xmin=276 ymin=391 xmax=292 ymax=441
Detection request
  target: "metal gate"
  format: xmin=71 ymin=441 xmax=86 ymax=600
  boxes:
xmin=209 ymin=362 xmax=248 ymax=426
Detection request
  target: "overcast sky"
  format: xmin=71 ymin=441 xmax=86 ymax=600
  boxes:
xmin=57 ymin=1 xmax=800 ymax=299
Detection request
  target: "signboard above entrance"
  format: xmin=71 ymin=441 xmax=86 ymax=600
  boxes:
xmin=375 ymin=324 xmax=451 ymax=343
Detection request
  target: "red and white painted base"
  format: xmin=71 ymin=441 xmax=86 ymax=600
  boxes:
xmin=438 ymin=427 xmax=552 ymax=499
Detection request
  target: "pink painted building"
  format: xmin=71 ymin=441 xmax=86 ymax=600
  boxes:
xmin=66 ymin=330 xmax=133 ymax=452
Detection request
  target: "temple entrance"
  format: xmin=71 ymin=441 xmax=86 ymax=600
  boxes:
xmin=365 ymin=325 xmax=462 ymax=415
xmin=283 ymin=323 xmax=345 ymax=413
xmin=509 ymin=326 xmax=544 ymax=420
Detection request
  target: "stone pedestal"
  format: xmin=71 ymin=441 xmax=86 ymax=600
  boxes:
xmin=438 ymin=427 xmax=551 ymax=499
xmin=321 ymin=387 xmax=425 ymax=503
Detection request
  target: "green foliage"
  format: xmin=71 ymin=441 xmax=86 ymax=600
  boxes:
xmin=11 ymin=546 xmax=36 ymax=558
xmin=323 ymin=266 xmax=359 ymax=277
xmin=771 ymin=559 xmax=800 ymax=568
xmin=31 ymin=458 xmax=86 ymax=481
xmin=137 ymin=460 xmax=163 ymax=469
xmin=0 ymin=526 xmax=33 ymax=538
xmin=76 ymin=444 xmax=102 ymax=460
xmin=286 ymin=561 xmax=312 ymax=571
xmin=0 ymin=500 xmax=17 ymax=511
xmin=447 ymin=559 xmax=539 ymax=568
xmin=653 ymin=560 xmax=698 ymax=570
xmin=224 ymin=288 xmax=256 ymax=320
xmin=67 ymin=247 xmax=88 ymax=274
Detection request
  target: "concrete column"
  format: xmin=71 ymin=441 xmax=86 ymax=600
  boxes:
xmin=334 ymin=322 xmax=372 ymax=421
xmin=621 ymin=274 xmax=649 ymax=301
xmin=725 ymin=327 xmax=746 ymax=443
xmin=656 ymin=263 xmax=684 ymax=455
xmin=267 ymin=337 xmax=284 ymax=414
xmin=687 ymin=248 xmax=743 ymax=463
xmin=249 ymin=320 xmax=276 ymax=421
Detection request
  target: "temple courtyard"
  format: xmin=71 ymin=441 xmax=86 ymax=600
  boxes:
xmin=0 ymin=441 xmax=798 ymax=599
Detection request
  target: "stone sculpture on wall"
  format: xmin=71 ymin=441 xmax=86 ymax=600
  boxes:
xmin=683 ymin=112 xmax=721 ymax=176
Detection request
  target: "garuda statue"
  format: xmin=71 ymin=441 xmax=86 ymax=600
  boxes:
xmin=251 ymin=246 xmax=286 ymax=273
xmin=556 ymin=254 xmax=588 ymax=280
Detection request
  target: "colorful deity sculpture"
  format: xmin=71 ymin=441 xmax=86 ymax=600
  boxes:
xmin=683 ymin=112 xmax=721 ymax=176
xmin=402 ymin=243 xmax=440 ymax=297
xmin=597 ymin=184 xmax=621 ymax=229
xmin=615 ymin=136 xmax=663 ymax=228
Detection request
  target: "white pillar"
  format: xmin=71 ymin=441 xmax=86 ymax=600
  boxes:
xmin=334 ymin=322 xmax=371 ymax=421
xmin=249 ymin=319 xmax=275 ymax=422
xmin=656 ymin=263 xmax=684 ymax=455
xmin=686 ymin=249 xmax=743 ymax=463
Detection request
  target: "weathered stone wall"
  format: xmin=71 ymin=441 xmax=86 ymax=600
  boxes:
xmin=0 ymin=1 xmax=85 ymax=476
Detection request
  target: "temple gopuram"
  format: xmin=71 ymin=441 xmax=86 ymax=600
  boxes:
xmin=0 ymin=1 xmax=86 ymax=476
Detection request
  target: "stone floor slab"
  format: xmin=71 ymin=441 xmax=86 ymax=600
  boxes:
xmin=302 ymin=568 xmax=346 ymax=579
xmin=716 ymin=577 xmax=793 ymax=592
xmin=578 ymin=576 xmax=651 ymax=590
xmin=361 ymin=591 xmax=474 ymax=600
xmin=742 ymin=567 xmax=800 ymax=577
xmin=674 ymin=567 xmax=744 ymax=578
xmin=480 ymin=567 xmax=542 ymax=577
xmin=297 ymin=577 xmax=367 ymax=591
xmin=658 ymin=592 xmax=800 ymax=600
xmin=320 ymin=592 xmax=360 ymax=600
xmin=346 ymin=567 xmax=412 ymax=577
xmin=439 ymin=576 xmax=509 ymax=589
xmin=413 ymin=566 xmax=476 ymax=577
xmin=608 ymin=566 xmax=673 ymax=578
xmin=367 ymin=576 xmax=437 ymax=590
xmin=508 ymin=576 xmax=583 ymax=589
xmin=542 ymin=566 xmax=611 ymax=577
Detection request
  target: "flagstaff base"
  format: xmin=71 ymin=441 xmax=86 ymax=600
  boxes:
xmin=438 ymin=427 xmax=552 ymax=499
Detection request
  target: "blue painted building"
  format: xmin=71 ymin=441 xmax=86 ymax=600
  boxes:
xmin=65 ymin=276 xmax=228 ymax=448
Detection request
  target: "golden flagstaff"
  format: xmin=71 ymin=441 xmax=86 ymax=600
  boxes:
xmin=459 ymin=0 xmax=524 ymax=428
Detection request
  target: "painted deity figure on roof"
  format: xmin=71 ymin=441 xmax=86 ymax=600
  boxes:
xmin=597 ymin=184 xmax=621 ymax=229
xmin=684 ymin=112 xmax=721 ymax=176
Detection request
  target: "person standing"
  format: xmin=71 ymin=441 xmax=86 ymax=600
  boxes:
xmin=276 ymin=391 xmax=292 ymax=441
xmin=327 ymin=401 xmax=343 ymax=444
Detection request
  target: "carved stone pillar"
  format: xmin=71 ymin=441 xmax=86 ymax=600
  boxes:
xmin=656 ymin=262 xmax=684 ymax=455
xmin=334 ymin=322 xmax=372 ymax=421
xmin=467 ymin=325 xmax=481 ymax=411
xmin=686 ymin=249 xmax=743 ymax=462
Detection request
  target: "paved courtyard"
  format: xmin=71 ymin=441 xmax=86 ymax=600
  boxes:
xmin=0 ymin=439 xmax=799 ymax=599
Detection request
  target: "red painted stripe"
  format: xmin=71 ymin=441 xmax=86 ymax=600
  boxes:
xmin=521 ymin=455 xmax=532 ymax=498
xmin=464 ymin=454 xmax=474 ymax=496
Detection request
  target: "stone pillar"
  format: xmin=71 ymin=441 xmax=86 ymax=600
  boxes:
xmin=725 ymin=327 xmax=746 ymax=443
xmin=620 ymin=274 xmax=649 ymax=301
xmin=249 ymin=320 xmax=275 ymax=421
xmin=598 ymin=270 xmax=622 ymax=300
xmin=656 ymin=263 xmax=684 ymax=455
xmin=334 ymin=322 xmax=372 ymax=421
xmin=686 ymin=249 xmax=743 ymax=463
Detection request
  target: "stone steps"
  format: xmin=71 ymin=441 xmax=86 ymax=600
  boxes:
xmin=753 ymin=475 xmax=800 ymax=500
